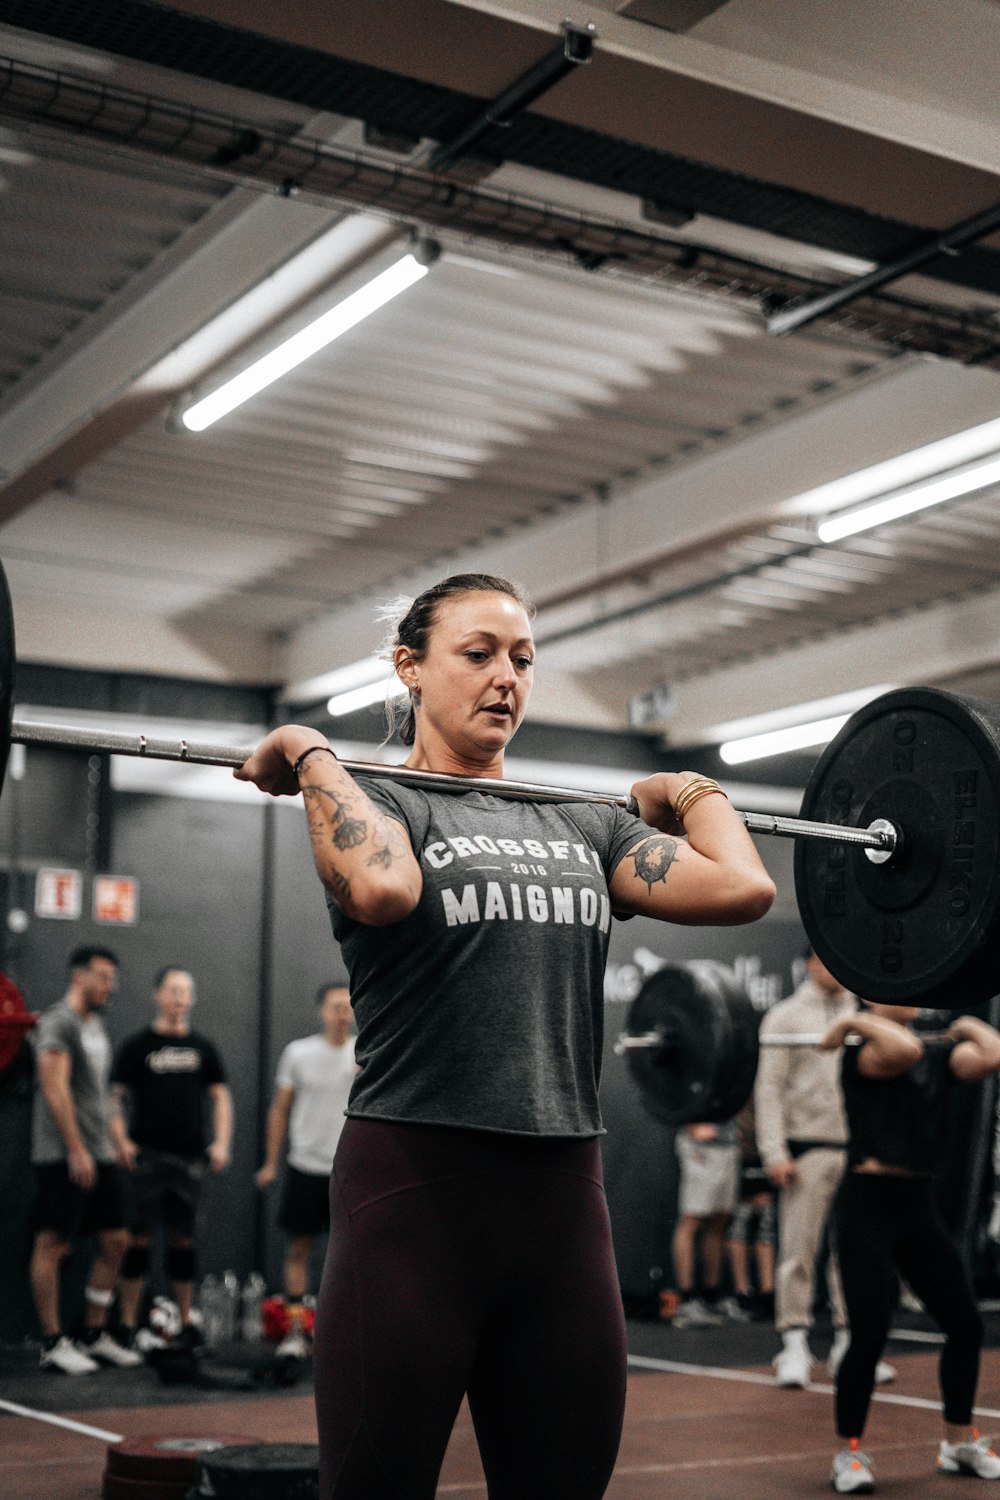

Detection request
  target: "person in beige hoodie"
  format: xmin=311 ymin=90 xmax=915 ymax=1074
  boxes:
xmin=755 ymin=952 xmax=895 ymax=1389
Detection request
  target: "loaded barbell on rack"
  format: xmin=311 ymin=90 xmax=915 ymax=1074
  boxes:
xmin=1 ymin=561 xmax=1000 ymax=1014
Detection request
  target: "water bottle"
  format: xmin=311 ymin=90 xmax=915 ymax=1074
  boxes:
xmin=220 ymin=1269 xmax=240 ymax=1342
xmin=241 ymin=1271 xmax=267 ymax=1341
xmin=199 ymin=1273 xmax=224 ymax=1348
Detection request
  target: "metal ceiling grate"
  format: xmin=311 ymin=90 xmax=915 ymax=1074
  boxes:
xmin=2 ymin=0 xmax=999 ymax=296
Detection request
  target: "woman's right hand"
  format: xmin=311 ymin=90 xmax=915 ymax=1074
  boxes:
xmin=234 ymin=726 xmax=332 ymax=797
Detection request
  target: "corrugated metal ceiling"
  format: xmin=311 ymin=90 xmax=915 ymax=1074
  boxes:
xmin=0 ymin=5 xmax=999 ymax=739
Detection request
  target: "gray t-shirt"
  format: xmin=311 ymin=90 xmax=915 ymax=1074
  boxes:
xmin=328 ymin=780 xmax=650 ymax=1137
xmin=31 ymin=1000 xmax=114 ymax=1164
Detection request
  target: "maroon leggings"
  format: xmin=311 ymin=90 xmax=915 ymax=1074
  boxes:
xmin=314 ymin=1119 xmax=627 ymax=1500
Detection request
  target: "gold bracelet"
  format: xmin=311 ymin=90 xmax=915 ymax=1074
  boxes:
xmin=672 ymin=777 xmax=727 ymax=826
xmin=670 ymin=776 xmax=719 ymax=819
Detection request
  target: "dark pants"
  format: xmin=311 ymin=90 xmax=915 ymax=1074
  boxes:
xmin=834 ymin=1172 xmax=982 ymax=1437
xmin=314 ymin=1119 xmax=627 ymax=1500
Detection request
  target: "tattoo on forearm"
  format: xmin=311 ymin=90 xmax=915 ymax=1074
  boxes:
xmin=301 ymin=784 xmax=407 ymax=902
xmin=302 ymin=784 xmax=367 ymax=850
xmin=630 ymin=835 xmax=679 ymax=892
xmin=366 ymin=815 xmax=409 ymax=870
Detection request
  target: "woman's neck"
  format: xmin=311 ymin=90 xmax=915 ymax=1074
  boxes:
xmin=405 ymin=736 xmax=505 ymax=780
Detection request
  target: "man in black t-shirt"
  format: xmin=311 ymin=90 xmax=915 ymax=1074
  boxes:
xmin=110 ymin=967 xmax=231 ymax=1342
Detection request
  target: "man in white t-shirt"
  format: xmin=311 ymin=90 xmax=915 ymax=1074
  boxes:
xmin=255 ymin=985 xmax=356 ymax=1357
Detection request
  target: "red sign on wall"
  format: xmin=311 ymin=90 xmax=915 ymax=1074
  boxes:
xmin=35 ymin=869 xmax=83 ymax=921
xmin=94 ymin=876 xmax=139 ymax=926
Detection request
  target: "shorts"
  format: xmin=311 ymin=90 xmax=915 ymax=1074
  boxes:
xmin=730 ymin=1193 xmax=777 ymax=1245
xmin=280 ymin=1164 xmax=331 ymax=1236
xmin=32 ymin=1161 xmax=126 ymax=1239
xmin=676 ymin=1134 xmax=741 ymax=1217
xmin=128 ymin=1148 xmax=205 ymax=1236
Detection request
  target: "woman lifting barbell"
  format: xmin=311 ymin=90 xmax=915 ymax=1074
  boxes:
xmin=821 ymin=1003 xmax=1000 ymax=1493
xmin=235 ymin=571 xmax=774 ymax=1500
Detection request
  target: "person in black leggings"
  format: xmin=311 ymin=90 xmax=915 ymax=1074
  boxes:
xmin=820 ymin=1002 xmax=1000 ymax=1494
xmin=236 ymin=571 xmax=775 ymax=1500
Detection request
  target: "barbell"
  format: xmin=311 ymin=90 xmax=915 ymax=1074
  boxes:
xmin=616 ymin=961 xmax=969 ymax=1126
xmin=2 ymin=560 xmax=1000 ymax=1009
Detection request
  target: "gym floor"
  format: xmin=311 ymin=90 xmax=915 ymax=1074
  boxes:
xmin=4 ymin=1311 xmax=1000 ymax=1497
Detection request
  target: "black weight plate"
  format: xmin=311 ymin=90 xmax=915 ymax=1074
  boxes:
xmin=626 ymin=963 xmax=760 ymax=1125
xmin=694 ymin=962 xmax=761 ymax=1121
xmin=794 ymin=688 xmax=1000 ymax=1008
xmin=195 ymin=1444 xmax=319 ymax=1500
xmin=0 ymin=559 xmax=14 ymax=799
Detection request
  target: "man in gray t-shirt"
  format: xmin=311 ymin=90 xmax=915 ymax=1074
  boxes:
xmin=29 ymin=946 xmax=141 ymax=1375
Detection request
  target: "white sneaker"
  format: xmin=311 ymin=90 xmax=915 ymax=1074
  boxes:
xmin=275 ymin=1328 xmax=310 ymax=1360
xmin=39 ymin=1336 xmax=99 ymax=1375
xmin=774 ymin=1345 xmax=812 ymax=1388
xmin=938 ymin=1431 xmax=1000 ymax=1479
xmin=831 ymin=1445 xmax=875 ymax=1493
xmin=84 ymin=1330 xmax=143 ymax=1368
xmin=671 ymin=1297 xmax=725 ymax=1329
xmin=826 ymin=1338 xmax=896 ymax=1387
xmin=133 ymin=1326 xmax=168 ymax=1354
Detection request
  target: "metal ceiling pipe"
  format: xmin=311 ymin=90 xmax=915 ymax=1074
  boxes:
xmin=426 ymin=20 xmax=595 ymax=174
xmin=769 ymin=196 xmax=1000 ymax=336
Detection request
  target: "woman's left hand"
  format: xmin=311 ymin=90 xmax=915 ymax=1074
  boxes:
xmin=629 ymin=772 xmax=709 ymax=836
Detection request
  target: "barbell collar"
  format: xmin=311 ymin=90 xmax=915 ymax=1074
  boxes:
xmin=10 ymin=719 xmax=901 ymax=855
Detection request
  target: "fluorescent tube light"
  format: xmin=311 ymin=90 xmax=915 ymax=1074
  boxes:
xmin=792 ymin=415 xmax=1000 ymax=519
xmin=720 ymin=713 xmax=850 ymax=765
xmin=328 ymin=675 xmax=408 ymax=718
xmin=707 ymin=686 xmax=894 ymax=744
xmin=818 ymin=452 xmax=1000 ymax=543
xmin=181 ymin=251 xmax=431 ymax=432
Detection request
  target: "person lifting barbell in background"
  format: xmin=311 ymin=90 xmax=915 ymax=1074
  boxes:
xmin=822 ymin=1002 xmax=1000 ymax=1493
xmin=755 ymin=951 xmax=896 ymax=1390
xmin=235 ymin=571 xmax=776 ymax=1500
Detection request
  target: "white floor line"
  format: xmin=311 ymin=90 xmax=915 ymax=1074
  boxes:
xmin=0 ymin=1397 xmax=123 ymax=1443
xmin=437 ymin=1434 xmax=928 ymax=1491
xmin=626 ymin=1354 xmax=1000 ymax=1421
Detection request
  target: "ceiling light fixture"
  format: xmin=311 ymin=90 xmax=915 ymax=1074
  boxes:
xmin=817 ymin=452 xmax=1000 ymax=544
xmin=328 ymin=674 xmax=407 ymax=718
xmin=719 ymin=713 xmax=851 ymax=765
xmin=786 ymin=413 xmax=1000 ymax=527
xmin=181 ymin=243 xmax=438 ymax=432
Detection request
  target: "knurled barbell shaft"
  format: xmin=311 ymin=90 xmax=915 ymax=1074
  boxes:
xmin=10 ymin=718 xmax=898 ymax=856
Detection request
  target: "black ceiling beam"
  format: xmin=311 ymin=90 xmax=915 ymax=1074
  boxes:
xmin=769 ymin=195 xmax=1000 ymax=335
xmin=426 ymin=20 xmax=595 ymax=174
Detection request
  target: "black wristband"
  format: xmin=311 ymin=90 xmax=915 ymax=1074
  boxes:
xmin=291 ymin=745 xmax=336 ymax=778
